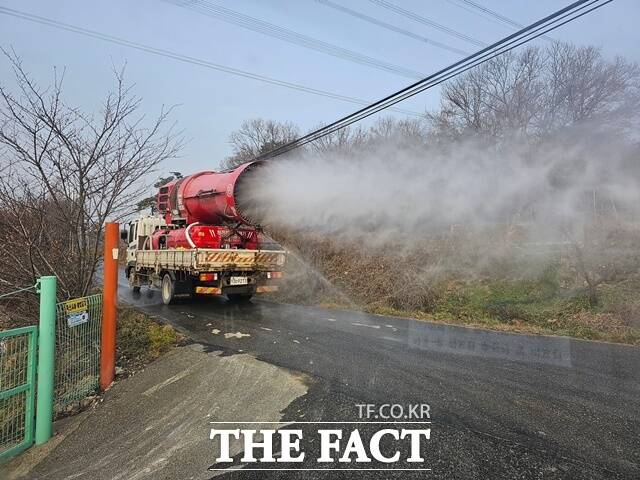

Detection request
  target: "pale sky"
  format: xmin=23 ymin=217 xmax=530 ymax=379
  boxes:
xmin=1 ymin=1 xmax=638 ymax=173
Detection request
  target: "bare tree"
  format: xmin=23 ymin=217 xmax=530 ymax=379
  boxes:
xmin=308 ymin=125 xmax=367 ymax=155
xmin=0 ymin=50 xmax=182 ymax=303
xmin=224 ymin=116 xmax=429 ymax=164
xmin=224 ymin=118 xmax=299 ymax=168
xmin=368 ymin=116 xmax=429 ymax=149
xmin=542 ymin=43 xmax=640 ymax=132
xmin=429 ymin=43 xmax=640 ymax=138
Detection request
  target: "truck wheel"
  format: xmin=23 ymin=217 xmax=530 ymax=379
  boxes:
xmin=227 ymin=293 xmax=253 ymax=303
xmin=161 ymin=274 xmax=175 ymax=305
xmin=127 ymin=267 xmax=141 ymax=293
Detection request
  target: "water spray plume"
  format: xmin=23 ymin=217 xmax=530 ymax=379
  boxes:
xmin=241 ymin=128 xmax=640 ymax=247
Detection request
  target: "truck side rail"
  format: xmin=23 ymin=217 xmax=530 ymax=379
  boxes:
xmin=135 ymin=248 xmax=286 ymax=272
xmin=136 ymin=249 xmax=196 ymax=272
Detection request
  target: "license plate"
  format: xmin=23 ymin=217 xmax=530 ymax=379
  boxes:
xmin=229 ymin=276 xmax=248 ymax=286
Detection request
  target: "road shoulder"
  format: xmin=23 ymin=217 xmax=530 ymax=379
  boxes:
xmin=2 ymin=344 xmax=308 ymax=480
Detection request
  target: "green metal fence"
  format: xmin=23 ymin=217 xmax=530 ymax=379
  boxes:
xmin=0 ymin=326 xmax=37 ymax=460
xmin=54 ymin=294 xmax=102 ymax=412
xmin=0 ymin=279 xmax=104 ymax=460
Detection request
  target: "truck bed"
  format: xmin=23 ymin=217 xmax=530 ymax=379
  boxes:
xmin=135 ymin=248 xmax=286 ymax=272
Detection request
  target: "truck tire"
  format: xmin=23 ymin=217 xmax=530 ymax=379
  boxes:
xmin=127 ymin=267 xmax=141 ymax=293
xmin=227 ymin=293 xmax=253 ymax=303
xmin=161 ymin=273 xmax=175 ymax=305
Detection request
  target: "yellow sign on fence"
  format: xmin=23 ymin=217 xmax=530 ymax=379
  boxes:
xmin=63 ymin=298 xmax=88 ymax=315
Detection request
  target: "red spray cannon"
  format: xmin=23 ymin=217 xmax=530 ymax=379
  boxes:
xmin=151 ymin=161 xmax=268 ymax=250
xmin=157 ymin=160 xmax=264 ymax=226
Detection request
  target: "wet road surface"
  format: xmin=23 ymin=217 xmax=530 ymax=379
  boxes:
xmin=119 ymin=274 xmax=640 ymax=479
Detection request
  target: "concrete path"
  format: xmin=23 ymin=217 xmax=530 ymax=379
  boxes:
xmin=2 ymin=345 xmax=307 ymax=480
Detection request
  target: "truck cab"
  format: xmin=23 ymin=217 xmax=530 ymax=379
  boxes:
xmin=125 ymin=216 xmax=168 ymax=264
xmin=123 ymin=216 xmax=167 ymax=290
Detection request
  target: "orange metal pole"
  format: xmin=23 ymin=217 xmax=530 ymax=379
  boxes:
xmin=100 ymin=222 xmax=119 ymax=390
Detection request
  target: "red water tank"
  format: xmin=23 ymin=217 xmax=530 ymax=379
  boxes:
xmin=149 ymin=224 xmax=260 ymax=250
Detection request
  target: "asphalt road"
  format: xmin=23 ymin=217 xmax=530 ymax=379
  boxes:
xmin=119 ymin=274 xmax=640 ymax=479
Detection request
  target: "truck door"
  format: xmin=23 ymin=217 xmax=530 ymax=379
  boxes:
xmin=127 ymin=221 xmax=137 ymax=263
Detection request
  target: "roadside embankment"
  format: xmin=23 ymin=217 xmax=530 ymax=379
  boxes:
xmin=269 ymin=225 xmax=640 ymax=345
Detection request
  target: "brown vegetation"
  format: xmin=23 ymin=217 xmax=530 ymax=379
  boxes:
xmin=269 ymin=221 xmax=640 ymax=345
xmin=0 ymin=51 xmax=181 ymax=327
xmin=117 ymin=307 xmax=185 ymax=373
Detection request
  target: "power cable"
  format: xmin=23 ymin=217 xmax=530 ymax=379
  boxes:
xmin=0 ymin=7 xmax=422 ymax=117
xmin=163 ymin=0 xmax=425 ymax=79
xmin=257 ymin=0 xmax=611 ymax=160
xmin=263 ymin=0 xmax=609 ymax=158
xmin=444 ymin=0 xmax=512 ymax=27
xmin=317 ymin=0 xmax=469 ymax=56
xmin=458 ymin=0 xmax=526 ymax=29
xmin=368 ymin=0 xmax=487 ymax=47
xmin=447 ymin=0 xmax=554 ymax=41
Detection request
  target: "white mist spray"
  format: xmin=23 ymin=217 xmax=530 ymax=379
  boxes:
xmin=242 ymin=129 xmax=640 ymax=244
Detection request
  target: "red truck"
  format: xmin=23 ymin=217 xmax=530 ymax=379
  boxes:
xmin=123 ymin=161 xmax=286 ymax=304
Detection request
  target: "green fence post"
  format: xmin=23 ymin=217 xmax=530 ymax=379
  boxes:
xmin=24 ymin=326 xmax=39 ymax=449
xmin=35 ymin=275 xmax=57 ymax=445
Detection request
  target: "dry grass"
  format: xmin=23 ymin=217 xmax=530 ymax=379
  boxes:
xmin=117 ymin=307 xmax=185 ymax=372
xmin=269 ymin=224 xmax=640 ymax=345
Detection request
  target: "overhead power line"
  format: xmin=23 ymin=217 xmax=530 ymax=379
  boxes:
xmin=368 ymin=0 xmax=487 ymax=47
xmin=444 ymin=0 xmax=519 ymax=27
xmin=317 ymin=0 xmax=469 ymax=56
xmin=447 ymin=0 xmax=554 ymax=41
xmin=257 ymin=0 xmax=612 ymax=160
xmin=457 ymin=0 xmax=526 ymax=29
xmin=0 ymin=7 xmax=422 ymax=117
xmin=163 ymin=0 xmax=425 ymax=80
